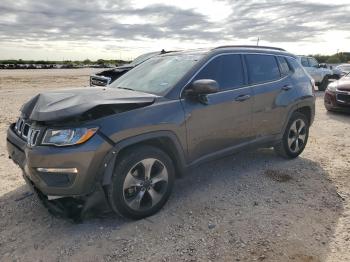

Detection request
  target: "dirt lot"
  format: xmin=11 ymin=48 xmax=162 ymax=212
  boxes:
xmin=0 ymin=69 xmax=349 ymax=262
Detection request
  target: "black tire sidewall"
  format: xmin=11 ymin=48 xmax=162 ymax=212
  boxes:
xmin=319 ymin=76 xmax=329 ymax=91
xmin=282 ymin=112 xmax=309 ymax=158
xmin=107 ymin=146 xmax=175 ymax=219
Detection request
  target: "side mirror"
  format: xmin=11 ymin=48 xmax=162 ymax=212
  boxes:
xmin=188 ymin=79 xmax=219 ymax=95
xmin=185 ymin=79 xmax=219 ymax=105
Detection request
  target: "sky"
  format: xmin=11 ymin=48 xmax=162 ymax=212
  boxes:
xmin=0 ymin=0 xmax=349 ymax=60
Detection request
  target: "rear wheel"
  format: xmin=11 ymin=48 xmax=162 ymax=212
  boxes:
xmin=274 ymin=112 xmax=309 ymax=159
xmin=107 ymin=145 xmax=175 ymax=219
xmin=318 ymin=75 xmax=329 ymax=91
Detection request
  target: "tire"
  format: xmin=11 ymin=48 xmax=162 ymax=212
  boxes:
xmin=107 ymin=145 xmax=175 ymax=219
xmin=274 ymin=112 xmax=309 ymax=159
xmin=318 ymin=75 xmax=329 ymax=91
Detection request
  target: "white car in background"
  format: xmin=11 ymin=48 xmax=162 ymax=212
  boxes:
xmin=335 ymin=64 xmax=350 ymax=77
xmin=297 ymin=56 xmax=333 ymax=91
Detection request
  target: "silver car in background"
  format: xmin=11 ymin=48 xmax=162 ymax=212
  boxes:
xmin=297 ymin=56 xmax=333 ymax=91
xmin=335 ymin=64 xmax=350 ymax=77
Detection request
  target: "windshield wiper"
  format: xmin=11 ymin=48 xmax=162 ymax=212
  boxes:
xmin=117 ymin=87 xmax=135 ymax=91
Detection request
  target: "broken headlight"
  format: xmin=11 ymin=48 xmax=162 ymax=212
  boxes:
xmin=42 ymin=127 xmax=98 ymax=146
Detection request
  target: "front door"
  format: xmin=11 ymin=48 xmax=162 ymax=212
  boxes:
xmin=181 ymin=54 xmax=253 ymax=162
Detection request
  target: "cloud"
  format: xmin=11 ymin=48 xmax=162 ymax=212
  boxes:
xmin=0 ymin=0 xmax=349 ymax=59
xmin=0 ymin=0 xmax=219 ymax=44
xmin=220 ymin=0 xmax=350 ymax=42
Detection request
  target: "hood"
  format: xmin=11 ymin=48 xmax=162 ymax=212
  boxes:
xmin=96 ymin=65 xmax=133 ymax=75
xmin=21 ymin=87 xmax=157 ymax=122
xmin=331 ymin=77 xmax=350 ymax=91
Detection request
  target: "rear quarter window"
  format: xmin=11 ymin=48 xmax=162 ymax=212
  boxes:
xmin=287 ymin=57 xmax=307 ymax=78
xmin=245 ymin=54 xmax=280 ymax=84
xmin=277 ymin=56 xmax=291 ymax=77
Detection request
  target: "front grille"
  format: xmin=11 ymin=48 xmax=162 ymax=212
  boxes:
xmin=336 ymin=92 xmax=350 ymax=104
xmin=22 ymin=123 xmax=30 ymax=138
xmin=14 ymin=118 xmax=41 ymax=146
xmin=27 ymin=128 xmax=40 ymax=146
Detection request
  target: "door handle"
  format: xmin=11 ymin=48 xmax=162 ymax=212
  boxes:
xmin=235 ymin=94 xmax=251 ymax=102
xmin=281 ymin=84 xmax=292 ymax=91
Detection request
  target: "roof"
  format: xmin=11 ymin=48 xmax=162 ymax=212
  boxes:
xmin=213 ymin=45 xmax=285 ymax=51
xmin=157 ymin=45 xmax=294 ymax=58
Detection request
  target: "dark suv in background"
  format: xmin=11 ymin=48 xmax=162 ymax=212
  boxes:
xmin=90 ymin=50 xmax=165 ymax=87
xmin=7 ymin=46 xmax=315 ymax=220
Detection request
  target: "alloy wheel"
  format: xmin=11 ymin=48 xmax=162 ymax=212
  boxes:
xmin=122 ymin=158 xmax=168 ymax=211
xmin=287 ymin=119 xmax=307 ymax=153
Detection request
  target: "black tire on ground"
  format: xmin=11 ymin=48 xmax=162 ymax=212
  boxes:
xmin=274 ymin=112 xmax=309 ymax=159
xmin=318 ymin=75 xmax=329 ymax=91
xmin=107 ymin=145 xmax=175 ymax=219
xmin=324 ymin=103 xmax=333 ymax=112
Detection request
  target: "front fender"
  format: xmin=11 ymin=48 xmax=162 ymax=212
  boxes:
xmin=99 ymin=131 xmax=187 ymax=186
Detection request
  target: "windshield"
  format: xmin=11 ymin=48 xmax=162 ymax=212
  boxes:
xmin=110 ymin=54 xmax=203 ymax=95
xmin=128 ymin=52 xmax=159 ymax=67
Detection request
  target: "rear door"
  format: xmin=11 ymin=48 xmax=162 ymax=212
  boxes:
xmin=245 ymin=54 xmax=293 ymax=137
xmin=181 ymin=54 xmax=253 ymax=162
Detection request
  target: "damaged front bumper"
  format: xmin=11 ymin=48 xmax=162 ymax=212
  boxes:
xmin=24 ymin=173 xmax=110 ymax=221
xmin=7 ymin=123 xmax=113 ymax=220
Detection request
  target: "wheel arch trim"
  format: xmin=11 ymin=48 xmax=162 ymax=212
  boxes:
xmin=99 ymin=131 xmax=187 ymax=186
xmin=280 ymin=100 xmax=314 ymax=139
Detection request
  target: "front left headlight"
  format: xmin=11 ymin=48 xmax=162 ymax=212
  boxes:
xmin=42 ymin=127 xmax=98 ymax=146
xmin=327 ymin=83 xmax=337 ymax=92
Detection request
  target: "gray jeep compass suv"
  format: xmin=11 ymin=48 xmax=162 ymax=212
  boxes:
xmin=7 ymin=46 xmax=315 ymax=220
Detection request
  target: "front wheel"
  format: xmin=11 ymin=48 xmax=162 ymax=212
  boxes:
xmin=107 ymin=145 xmax=175 ymax=219
xmin=274 ymin=112 xmax=309 ymax=159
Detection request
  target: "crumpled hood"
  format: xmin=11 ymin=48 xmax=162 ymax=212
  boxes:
xmin=21 ymin=87 xmax=157 ymax=121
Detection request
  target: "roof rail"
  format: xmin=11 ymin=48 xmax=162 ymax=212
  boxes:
xmin=213 ymin=45 xmax=286 ymax=51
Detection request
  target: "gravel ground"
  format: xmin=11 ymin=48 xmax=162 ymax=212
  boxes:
xmin=0 ymin=69 xmax=349 ymax=262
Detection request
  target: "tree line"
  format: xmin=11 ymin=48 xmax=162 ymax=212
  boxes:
xmin=312 ymin=52 xmax=350 ymax=64
xmin=0 ymin=59 xmax=129 ymax=66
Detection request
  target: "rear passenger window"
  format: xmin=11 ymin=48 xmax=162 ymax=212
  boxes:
xmin=277 ymin=56 xmax=290 ymax=77
xmin=245 ymin=54 xmax=280 ymax=84
xmin=194 ymin=54 xmax=244 ymax=90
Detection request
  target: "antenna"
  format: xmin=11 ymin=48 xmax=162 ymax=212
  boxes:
xmin=257 ymin=37 xmax=260 ymax=46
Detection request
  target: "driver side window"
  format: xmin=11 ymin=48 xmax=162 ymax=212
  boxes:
xmin=193 ymin=54 xmax=244 ymax=91
xmin=308 ymin=58 xmax=318 ymax=67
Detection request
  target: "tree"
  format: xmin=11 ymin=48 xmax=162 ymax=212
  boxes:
xmin=326 ymin=56 xmax=341 ymax=64
xmin=83 ymin=59 xmax=91 ymax=65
